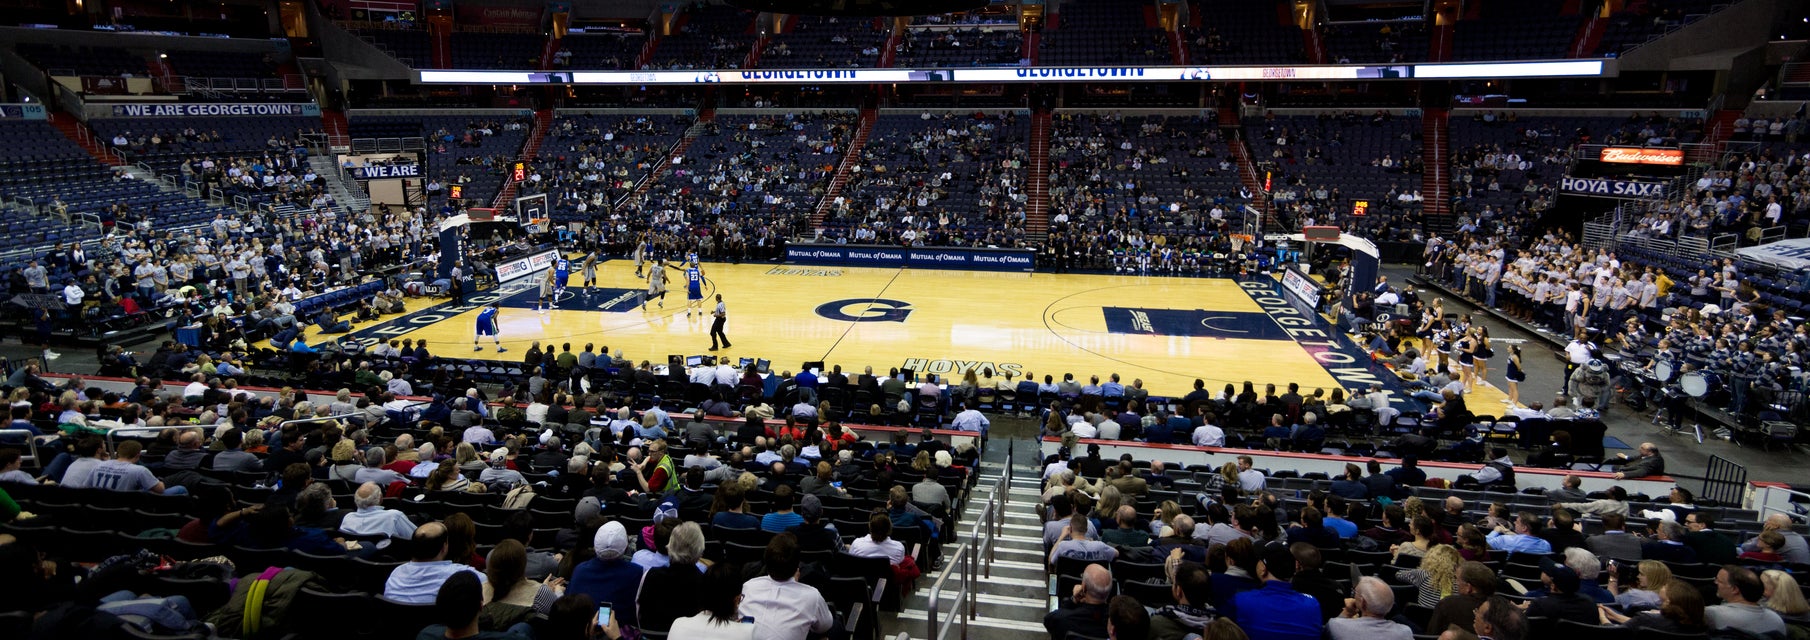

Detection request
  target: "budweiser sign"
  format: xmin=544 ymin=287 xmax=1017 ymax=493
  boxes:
xmin=1600 ymin=147 xmax=1684 ymax=165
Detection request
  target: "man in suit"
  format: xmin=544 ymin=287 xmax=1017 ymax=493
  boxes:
xmin=1641 ymin=521 xmax=1699 ymax=563
xmin=1106 ymin=461 xmax=1148 ymax=497
xmin=1586 ymin=512 xmax=1643 ymax=562
xmin=1683 ymin=511 xmax=1739 ymax=564
xmin=1609 ymin=442 xmax=1665 ymax=479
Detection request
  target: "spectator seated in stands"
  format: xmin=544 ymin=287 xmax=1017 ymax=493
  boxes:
xmin=1427 ymin=560 xmax=1498 ymax=635
xmin=667 ymin=563 xmax=758 ymax=639
xmin=1527 ymin=556 xmax=1600 ymax=629
xmin=1708 ymin=565 xmax=1788 ymax=637
xmin=1474 ymin=595 xmax=1529 ymax=640
xmin=338 ymin=481 xmax=417 ymax=547
xmin=739 ymin=533 xmax=833 ymax=640
xmin=1045 ymin=563 xmax=1112 ymax=640
xmin=1328 ymin=463 xmax=1368 ymax=500
xmin=1486 ymin=511 xmax=1553 ymax=555
xmin=1329 ymin=576 xmax=1413 ymax=640
xmin=1050 ymin=511 xmax=1118 ymax=568
xmin=1233 ymin=543 xmax=1324 ymax=640
xmin=1285 ymin=506 xmax=1340 ymax=550
xmin=1683 ymin=511 xmax=1739 ymax=564
xmin=1742 ymin=514 xmax=1810 ymax=565
xmin=568 ymin=521 xmax=645 ymax=629
xmin=1586 ymin=513 xmax=1644 ymax=563
xmin=420 ymin=571 xmax=534 ymax=640
xmin=386 ymin=522 xmax=484 ymax=604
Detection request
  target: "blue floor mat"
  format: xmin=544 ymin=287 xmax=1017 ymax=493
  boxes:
xmin=1603 ymin=436 xmax=1634 ymax=450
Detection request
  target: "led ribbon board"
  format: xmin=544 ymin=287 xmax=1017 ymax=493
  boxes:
xmin=417 ymin=60 xmax=1605 ymax=85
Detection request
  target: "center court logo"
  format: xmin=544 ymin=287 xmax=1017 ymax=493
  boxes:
xmin=814 ymin=298 xmax=913 ymax=323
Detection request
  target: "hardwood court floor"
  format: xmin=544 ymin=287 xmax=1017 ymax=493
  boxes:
xmin=369 ymin=260 xmax=1415 ymax=399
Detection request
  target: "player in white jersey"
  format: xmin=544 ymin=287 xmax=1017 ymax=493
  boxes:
xmin=643 ymin=259 xmax=670 ymax=309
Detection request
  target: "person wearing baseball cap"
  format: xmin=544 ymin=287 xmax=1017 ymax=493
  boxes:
xmin=1232 ymin=543 xmax=1324 ymax=640
xmin=568 ymin=521 xmax=647 ymax=629
xmin=1523 ymin=557 xmax=1598 ymax=625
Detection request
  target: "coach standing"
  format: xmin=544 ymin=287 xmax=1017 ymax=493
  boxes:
xmin=709 ymin=294 xmax=732 ymax=351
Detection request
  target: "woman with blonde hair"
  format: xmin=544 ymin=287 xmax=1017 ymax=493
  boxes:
xmin=1396 ymin=544 xmax=1460 ymax=608
xmin=455 ymin=441 xmax=484 ymax=472
xmin=1761 ymin=569 xmax=1810 ymax=624
xmin=1151 ymin=499 xmax=1183 ymax=536
xmin=1607 ymin=560 xmax=1672 ymax=610
xmin=1091 ymin=485 xmax=1124 ymax=527
xmin=1600 ymin=580 xmax=1707 ymax=634
xmin=911 ymin=451 xmax=933 ymax=474
xmin=1202 ymin=461 xmax=1239 ymax=495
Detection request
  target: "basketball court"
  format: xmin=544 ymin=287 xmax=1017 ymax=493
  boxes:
xmin=320 ymin=258 xmax=1515 ymax=403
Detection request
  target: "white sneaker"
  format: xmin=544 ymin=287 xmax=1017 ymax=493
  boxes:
xmin=44 ymin=350 xmax=61 ymax=360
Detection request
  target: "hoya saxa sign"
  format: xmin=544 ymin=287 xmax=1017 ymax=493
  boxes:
xmin=1559 ymin=176 xmax=1668 ymax=199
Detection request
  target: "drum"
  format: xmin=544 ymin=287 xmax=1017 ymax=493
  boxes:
xmin=1681 ymin=372 xmax=1711 ymax=397
xmin=1654 ymin=361 xmax=1676 ymax=384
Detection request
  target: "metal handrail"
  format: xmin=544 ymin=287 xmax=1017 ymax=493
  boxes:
xmin=277 ymin=412 xmax=363 ymax=430
xmin=925 ymin=465 xmax=1007 ymax=640
xmin=0 ymin=431 xmax=58 ymax=469
xmin=104 ymin=424 xmax=223 ymax=451
xmin=1758 ymin=486 xmax=1810 ymax=524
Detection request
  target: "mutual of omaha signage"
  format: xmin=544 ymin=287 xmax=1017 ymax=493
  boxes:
xmin=1599 ymin=147 xmax=1684 ymax=166
xmin=1560 ymin=176 xmax=1668 ymax=199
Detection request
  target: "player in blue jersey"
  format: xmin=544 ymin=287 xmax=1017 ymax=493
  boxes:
xmin=682 ymin=261 xmax=706 ymax=318
xmin=473 ymin=304 xmax=505 ymax=352
xmin=553 ymin=255 xmax=571 ymax=296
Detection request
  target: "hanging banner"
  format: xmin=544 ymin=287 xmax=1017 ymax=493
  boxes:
xmin=1559 ymin=176 xmax=1668 ymax=199
xmin=354 ymin=163 xmax=423 ymax=179
xmin=101 ymin=103 xmax=321 ymax=118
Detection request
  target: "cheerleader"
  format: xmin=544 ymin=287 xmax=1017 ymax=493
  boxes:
xmin=1472 ymin=325 xmax=1495 ymax=384
xmin=1453 ymin=327 xmax=1476 ymax=393
xmin=1432 ymin=319 xmax=1453 ymax=374
xmin=1504 ymin=344 xmax=1525 ymax=407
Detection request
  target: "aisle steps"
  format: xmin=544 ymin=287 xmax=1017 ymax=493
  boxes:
xmin=883 ymin=460 xmax=1049 ymax=640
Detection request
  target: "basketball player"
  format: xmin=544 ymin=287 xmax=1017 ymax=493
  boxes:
xmin=632 ymin=232 xmax=650 ymax=278
xmin=580 ymin=253 xmax=598 ymax=293
xmin=537 ymin=267 xmax=558 ymax=312
xmin=552 ymin=254 xmax=571 ymax=297
xmin=709 ymin=294 xmax=731 ymax=351
xmin=643 ymin=258 xmax=670 ymax=309
xmin=473 ymin=304 xmax=505 ymax=352
xmin=682 ymin=258 xmax=706 ymax=318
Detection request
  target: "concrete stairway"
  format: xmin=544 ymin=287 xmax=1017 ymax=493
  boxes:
xmin=490 ymin=109 xmax=554 ymax=209
xmin=48 ymin=113 xmax=124 ymax=167
xmin=1024 ymin=111 xmax=1053 ymax=242
xmin=882 ymin=447 xmax=1049 ymax=640
xmin=308 ymin=155 xmax=368 ymax=214
xmin=809 ymin=109 xmax=875 ymax=229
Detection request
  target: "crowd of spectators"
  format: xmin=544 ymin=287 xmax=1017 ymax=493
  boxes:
xmin=1038 ymin=437 xmax=1808 ymax=640
xmin=0 ymin=345 xmax=991 ymax=639
xmin=821 ymin=112 xmax=1029 ymax=248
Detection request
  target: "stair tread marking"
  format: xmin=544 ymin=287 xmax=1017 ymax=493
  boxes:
xmin=893 ymin=609 xmax=1050 ymax=633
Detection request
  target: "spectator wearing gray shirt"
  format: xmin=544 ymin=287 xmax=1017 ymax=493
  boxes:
xmin=210 ymin=429 xmax=262 ymax=473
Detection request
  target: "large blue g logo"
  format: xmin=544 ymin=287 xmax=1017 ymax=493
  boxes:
xmin=815 ymin=298 xmax=913 ymax=323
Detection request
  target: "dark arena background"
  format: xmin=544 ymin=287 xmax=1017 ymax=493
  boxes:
xmin=0 ymin=1 xmax=1808 ymax=639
